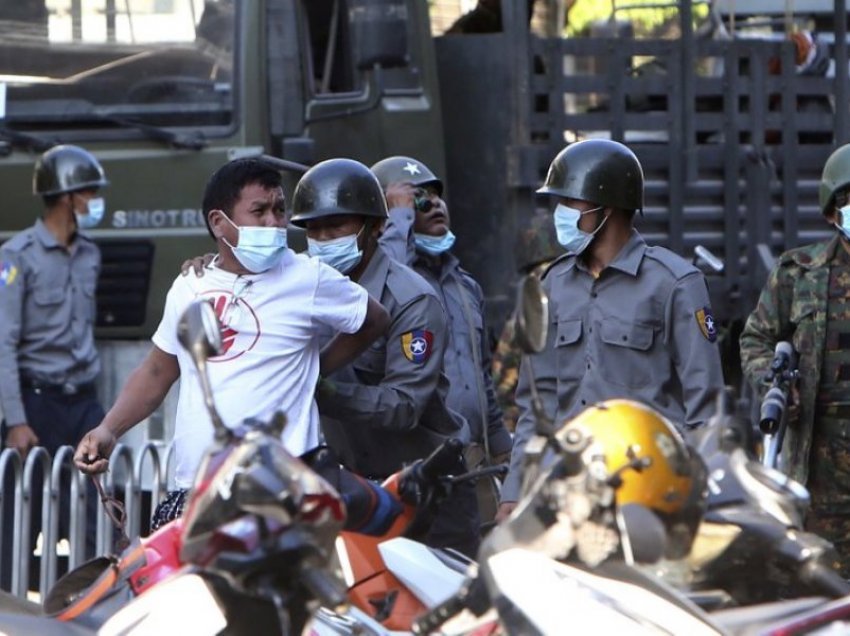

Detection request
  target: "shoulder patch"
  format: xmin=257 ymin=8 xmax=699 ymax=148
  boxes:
xmin=644 ymin=246 xmax=699 ymax=280
xmin=401 ymin=330 xmax=433 ymax=363
xmin=695 ymin=306 xmax=717 ymax=342
xmin=0 ymin=261 xmax=19 ymax=287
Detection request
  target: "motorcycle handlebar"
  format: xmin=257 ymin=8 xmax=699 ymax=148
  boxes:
xmin=416 ymin=438 xmax=465 ymax=483
xmin=299 ymin=562 xmax=348 ymax=611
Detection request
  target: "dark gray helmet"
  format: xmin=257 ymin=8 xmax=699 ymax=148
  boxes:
xmin=819 ymin=143 xmax=850 ymax=215
xmin=290 ymin=158 xmax=388 ymax=227
xmin=33 ymin=145 xmax=109 ymax=196
xmin=370 ymin=155 xmax=443 ymax=196
xmin=537 ymin=139 xmax=644 ymax=212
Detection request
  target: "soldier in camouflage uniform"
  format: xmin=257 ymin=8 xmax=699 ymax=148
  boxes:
xmin=491 ymin=211 xmax=564 ymax=432
xmin=740 ymin=143 xmax=850 ymax=576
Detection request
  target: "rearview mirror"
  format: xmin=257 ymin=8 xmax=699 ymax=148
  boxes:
xmin=177 ymin=300 xmax=223 ymax=363
xmin=177 ymin=301 xmax=228 ymax=439
xmin=514 ymin=273 xmax=549 ymax=354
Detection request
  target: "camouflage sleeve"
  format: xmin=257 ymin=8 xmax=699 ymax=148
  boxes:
xmin=739 ymin=259 xmax=796 ymax=393
xmin=491 ymin=317 xmax=520 ymax=432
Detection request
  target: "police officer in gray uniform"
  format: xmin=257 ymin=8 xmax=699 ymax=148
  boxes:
xmin=290 ymin=158 xmax=480 ymax=556
xmin=498 ymin=139 xmax=725 ymax=519
xmin=372 ymin=156 xmax=513 ymax=522
xmin=0 ymin=144 xmax=108 ymax=588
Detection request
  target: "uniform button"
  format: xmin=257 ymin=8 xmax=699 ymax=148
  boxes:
xmin=591 ymin=292 xmax=597 ymax=298
xmin=586 ymin=363 xmax=590 ymax=370
xmin=581 ymin=399 xmax=587 ymax=405
xmin=588 ymin=327 xmax=593 ymax=333
xmin=622 ymin=335 xmax=627 ymax=341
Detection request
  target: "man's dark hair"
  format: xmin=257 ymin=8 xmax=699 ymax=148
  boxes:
xmin=202 ymin=158 xmax=282 ymax=239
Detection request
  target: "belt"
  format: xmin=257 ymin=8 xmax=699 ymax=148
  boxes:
xmin=21 ymin=377 xmax=96 ymax=397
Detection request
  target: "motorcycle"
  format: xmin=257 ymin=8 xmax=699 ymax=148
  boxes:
xmin=31 ymin=297 xmax=501 ymax=635
xmin=665 ymin=389 xmax=850 ymax=609
xmin=0 ymin=300 xmax=349 ymax=635
xmin=411 ymin=273 xmax=850 ymax=636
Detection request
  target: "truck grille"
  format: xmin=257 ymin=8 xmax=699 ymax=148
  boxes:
xmin=96 ymin=240 xmax=154 ymax=328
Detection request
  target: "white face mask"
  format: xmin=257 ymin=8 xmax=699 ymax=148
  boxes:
xmin=553 ymin=203 xmax=605 ymax=254
xmin=306 ymin=225 xmax=365 ymax=274
xmin=219 ymin=213 xmax=287 ymax=273
xmin=837 ymin=205 xmax=850 ymax=241
xmin=75 ymin=196 xmax=105 ymax=230
xmin=414 ymin=230 xmax=456 ymax=255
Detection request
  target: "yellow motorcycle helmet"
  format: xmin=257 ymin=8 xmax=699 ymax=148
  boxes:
xmin=559 ymin=399 xmax=708 ymax=558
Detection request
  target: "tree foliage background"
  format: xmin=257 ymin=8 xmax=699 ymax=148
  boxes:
xmin=566 ymin=0 xmax=710 ymax=37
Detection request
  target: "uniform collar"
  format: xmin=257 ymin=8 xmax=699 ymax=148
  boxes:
xmin=356 ymin=244 xmax=391 ymax=297
xmin=605 ymin=229 xmax=646 ymax=277
xmin=415 ymin=249 xmax=458 ymax=281
xmin=818 ymin=234 xmax=843 ymax=268
xmin=564 ymin=228 xmax=645 ymax=277
xmin=34 ymin=218 xmax=62 ymax=249
xmin=34 ymin=217 xmax=93 ymax=250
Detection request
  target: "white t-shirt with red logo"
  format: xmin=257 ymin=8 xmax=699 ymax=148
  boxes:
xmin=152 ymin=249 xmax=368 ymax=488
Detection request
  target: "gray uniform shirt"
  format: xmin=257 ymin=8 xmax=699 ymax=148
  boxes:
xmin=381 ymin=208 xmax=512 ymax=456
xmin=501 ymin=230 xmax=725 ymax=501
xmin=316 ymin=245 xmax=469 ymax=478
xmin=0 ymin=219 xmax=101 ymax=424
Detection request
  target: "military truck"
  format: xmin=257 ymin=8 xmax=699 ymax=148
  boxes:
xmin=0 ymin=1 xmax=509 ymax=430
xmin=0 ymin=0 xmax=848 ymax=417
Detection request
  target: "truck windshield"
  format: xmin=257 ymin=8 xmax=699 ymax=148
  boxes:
xmin=0 ymin=0 xmax=235 ymax=132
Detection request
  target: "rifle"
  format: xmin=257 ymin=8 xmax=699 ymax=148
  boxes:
xmin=759 ymin=341 xmax=799 ymax=469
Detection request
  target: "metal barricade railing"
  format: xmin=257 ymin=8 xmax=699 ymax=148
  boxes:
xmin=0 ymin=442 xmax=174 ymax=600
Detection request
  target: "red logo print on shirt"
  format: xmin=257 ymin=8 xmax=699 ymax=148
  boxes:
xmin=199 ymin=290 xmax=261 ymax=362
xmin=211 ymin=295 xmax=239 ymax=355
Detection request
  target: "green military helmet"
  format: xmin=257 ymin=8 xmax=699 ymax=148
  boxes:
xmin=515 ymin=211 xmax=565 ymax=273
xmin=538 ymin=139 xmax=644 ymax=213
xmin=33 ymin=144 xmax=109 ymax=196
xmin=370 ymin=155 xmax=443 ymax=196
xmin=819 ymin=143 xmax=850 ymax=215
xmin=290 ymin=158 xmax=388 ymax=227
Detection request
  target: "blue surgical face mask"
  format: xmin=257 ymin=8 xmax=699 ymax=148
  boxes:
xmin=553 ymin=203 xmax=606 ymax=254
xmin=307 ymin=226 xmax=364 ymax=274
xmin=220 ymin=213 xmax=287 ymax=273
xmin=837 ymin=205 xmax=850 ymax=241
xmin=414 ymin=229 xmax=456 ymax=256
xmin=75 ymin=196 xmax=105 ymax=230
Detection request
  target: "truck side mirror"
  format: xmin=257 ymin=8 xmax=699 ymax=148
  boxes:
xmin=349 ymin=0 xmax=410 ymax=70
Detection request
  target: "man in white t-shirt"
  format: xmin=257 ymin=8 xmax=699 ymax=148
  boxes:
xmin=73 ymin=158 xmax=389 ymax=526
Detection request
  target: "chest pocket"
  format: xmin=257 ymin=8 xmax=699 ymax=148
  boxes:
xmin=789 ymin=300 xmax=816 ymax=359
xmin=555 ymin=318 xmax=584 ymax=381
xmin=34 ymin=288 xmax=65 ymax=306
xmin=30 ymin=286 xmax=66 ymax=330
xmin=598 ymin=318 xmax=655 ymax=388
xmin=353 ymin=345 xmax=386 ymax=385
xmin=556 ymin=318 xmax=582 ymax=347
